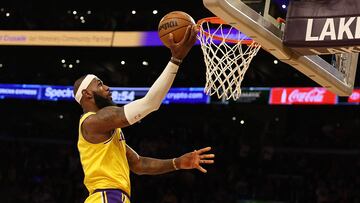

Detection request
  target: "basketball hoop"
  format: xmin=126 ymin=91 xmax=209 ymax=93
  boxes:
xmin=197 ymin=17 xmax=261 ymax=100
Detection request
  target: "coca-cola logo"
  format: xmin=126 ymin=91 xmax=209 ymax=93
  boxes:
xmin=271 ymin=88 xmax=360 ymax=105
xmin=288 ymin=88 xmax=326 ymax=103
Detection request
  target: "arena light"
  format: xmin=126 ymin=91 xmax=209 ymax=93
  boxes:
xmin=73 ymin=10 xmax=77 ymax=15
xmin=61 ymin=59 xmax=65 ymax=63
xmin=274 ymin=59 xmax=278 ymax=64
xmin=153 ymin=10 xmax=158 ymax=15
xmin=142 ymin=61 xmax=149 ymax=66
xmin=69 ymin=64 xmax=73 ymax=68
xmin=5 ymin=12 xmax=10 ymax=17
xmin=240 ymin=120 xmax=245 ymax=125
xmin=121 ymin=60 xmax=126 ymax=65
xmin=87 ymin=10 xmax=92 ymax=15
xmin=76 ymin=59 xmax=80 ymax=64
xmin=131 ymin=10 xmax=136 ymax=15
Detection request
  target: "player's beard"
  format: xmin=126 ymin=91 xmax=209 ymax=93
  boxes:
xmin=93 ymin=92 xmax=116 ymax=109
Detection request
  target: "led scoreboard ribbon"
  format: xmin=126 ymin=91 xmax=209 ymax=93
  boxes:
xmin=0 ymin=84 xmax=210 ymax=104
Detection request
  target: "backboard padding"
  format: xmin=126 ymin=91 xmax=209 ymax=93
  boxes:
xmin=203 ymin=0 xmax=357 ymax=96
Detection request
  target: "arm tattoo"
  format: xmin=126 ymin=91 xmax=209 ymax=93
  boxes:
xmin=139 ymin=157 xmax=175 ymax=175
xmin=126 ymin=145 xmax=176 ymax=175
xmin=96 ymin=106 xmax=130 ymax=128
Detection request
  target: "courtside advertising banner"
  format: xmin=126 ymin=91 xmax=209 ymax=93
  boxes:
xmin=0 ymin=84 xmax=39 ymax=99
xmin=348 ymin=89 xmax=360 ymax=103
xmin=0 ymin=84 xmax=209 ymax=104
xmin=0 ymin=31 xmax=203 ymax=47
xmin=1 ymin=84 xmax=358 ymax=105
xmin=229 ymin=88 xmax=270 ymax=104
xmin=269 ymin=87 xmax=338 ymax=105
xmin=0 ymin=31 xmax=113 ymax=46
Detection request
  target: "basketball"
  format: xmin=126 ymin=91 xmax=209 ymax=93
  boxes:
xmin=158 ymin=11 xmax=195 ymax=48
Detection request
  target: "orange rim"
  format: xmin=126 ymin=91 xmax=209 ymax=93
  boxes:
xmin=197 ymin=17 xmax=254 ymax=45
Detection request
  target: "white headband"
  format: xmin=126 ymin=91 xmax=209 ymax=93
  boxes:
xmin=75 ymin=74 xmax=98 ymax=104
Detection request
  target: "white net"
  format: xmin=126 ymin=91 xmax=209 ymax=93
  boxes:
xmin=198 ymin=18 xmax=261 ymax=100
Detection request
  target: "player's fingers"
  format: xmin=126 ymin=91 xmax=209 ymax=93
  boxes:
xmin=179 ymin=25 xmax=192 ymax=44
xmin=197 ymin=166 xmax=207 ymax=173
xmin=200 ymin=154 xmax=215 ymax=159
xmin=200 ymin=160 xmax=214 ymax=164
xmin=168 ymin=33 xmax=175 ymax=46
xmin=197 ymin=147 xmax=212 ymax=154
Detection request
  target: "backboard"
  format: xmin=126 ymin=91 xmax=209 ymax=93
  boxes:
xmin=202 ymin=0 xmax=359 ymax=96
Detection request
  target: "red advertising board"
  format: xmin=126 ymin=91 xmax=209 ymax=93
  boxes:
xmin=270 ymin=88 xmax=337 ymax=105
xmin=348 ymin=89 xmax=360 ymax=103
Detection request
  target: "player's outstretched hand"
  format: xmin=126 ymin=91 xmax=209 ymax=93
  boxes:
xmin=176 ymin=146 xmax=214 ymax=173
xmin=168 ymin=24 xmax=199 ymax=61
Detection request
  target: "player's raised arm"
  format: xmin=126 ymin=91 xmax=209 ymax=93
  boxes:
xmin=77 ymin=25 xmax=198 ymax=138
xmin=124 ymin=25 xmax=198 ymax=125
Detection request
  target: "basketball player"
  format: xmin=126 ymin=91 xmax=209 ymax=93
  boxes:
xmin=73 ymin=25 xmax=215 ymax=203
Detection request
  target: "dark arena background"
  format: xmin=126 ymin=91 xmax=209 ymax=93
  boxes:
xmin=0 ymin=0 xmax=360 ymax=203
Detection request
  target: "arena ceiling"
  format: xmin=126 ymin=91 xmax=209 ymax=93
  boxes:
xmin=0 ymin=0 xmax=358 ymax=88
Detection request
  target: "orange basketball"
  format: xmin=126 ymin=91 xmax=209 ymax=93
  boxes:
xmin=158 ymin=11 xmax=195 ymax=48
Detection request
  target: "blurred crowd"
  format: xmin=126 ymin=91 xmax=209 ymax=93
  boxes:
xmin=0 ymin=103 xmax=359 ymax=203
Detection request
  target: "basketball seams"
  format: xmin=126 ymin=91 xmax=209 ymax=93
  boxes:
xmin=159 ymin=25 xmax=189 ymax=39
xmin=158 ymin=17 xmax=195 ymax=32
xmin=158 ymin=11 xmax=195 ymax=47
xmin=161 ymin=16 xmax=195 ymax=24
xmin=158 ymin=18 xmax=194 ymax=38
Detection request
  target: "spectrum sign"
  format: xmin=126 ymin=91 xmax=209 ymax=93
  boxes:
xmin=0 ymin=84 xmax=209 ymax=104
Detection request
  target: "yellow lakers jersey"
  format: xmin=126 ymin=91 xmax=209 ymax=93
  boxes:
xmin=78 ymin=112 xmax=131 ymax=196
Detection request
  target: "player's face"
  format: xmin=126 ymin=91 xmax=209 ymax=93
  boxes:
xmin=91 ymin=79 xmax=116 ymax=109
